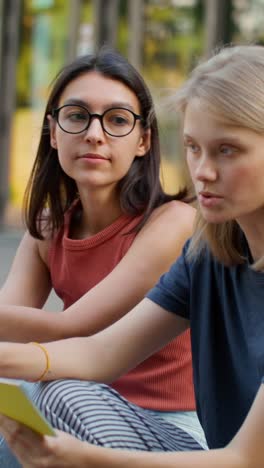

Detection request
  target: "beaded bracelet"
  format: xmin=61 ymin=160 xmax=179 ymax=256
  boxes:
xmin=29 ymin=342 xmax=51 ymax=381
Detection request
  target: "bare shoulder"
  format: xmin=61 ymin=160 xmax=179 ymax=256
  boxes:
xmin=36 ymin=237 xmax=51 ymax=266
xmin=19 ymin=230 xmax=50 ymax=267
xmin=153 ymin=200 xmax=195 ymax=220
xmin=35 ymin=210 xmax=54 ymax=266
xmin=143 ymin=200 xmax=196 ymax=235
xmin=127 ymin=201 xmax=195 ymax=276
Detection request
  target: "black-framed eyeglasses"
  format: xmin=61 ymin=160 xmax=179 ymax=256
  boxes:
xmin=51 ymin=104 xmax=144 ymax=137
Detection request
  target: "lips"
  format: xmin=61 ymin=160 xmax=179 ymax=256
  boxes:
xmin=199 ymin=191 xmax=222 ymax=198
xmin=78 ymin=153 xmax=108 ymax=160
xmin=198 ymin=191 xmax=223 ymax=208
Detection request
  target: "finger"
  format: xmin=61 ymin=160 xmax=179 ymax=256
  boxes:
xmin=0 ymin=414 xmax=20 ymax=438
xmin=0 ymin=415 xmax=49 ymax=467
xmin=0 ymin=414 xmax=43 ymax=447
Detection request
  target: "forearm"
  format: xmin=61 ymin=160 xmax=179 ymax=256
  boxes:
xmin=0 ymin=305 xmax=68 ymax=342
xmin=0 ymin=336 xmax=113 ymax=382
xmin=83 ymin=444 xmax=249 ymax=468
xmin=0 ymin=342 xmax=50 ymax=381
xmin=0 ymin=301 xmax=184 ymax=383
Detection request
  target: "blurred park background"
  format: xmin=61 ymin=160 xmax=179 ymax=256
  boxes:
xmin=1 ymin=0 xmax=264 ymax=230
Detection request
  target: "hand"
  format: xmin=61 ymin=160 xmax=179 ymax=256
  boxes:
xmin=0 ymin=414 xmax=88 ymax=467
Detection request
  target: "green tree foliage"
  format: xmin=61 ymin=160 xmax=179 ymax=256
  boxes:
xmin=16 ymin=0 xmax=70 ymax=107
xmin=142 ymin=0 xmax=205 ymax=86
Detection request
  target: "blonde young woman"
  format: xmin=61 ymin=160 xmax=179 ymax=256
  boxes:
xmin=0 ymin=44 xmax=264 ymax=467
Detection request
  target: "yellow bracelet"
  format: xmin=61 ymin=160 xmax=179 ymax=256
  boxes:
xmin=29 ymin=342 xmax=51 ymax=381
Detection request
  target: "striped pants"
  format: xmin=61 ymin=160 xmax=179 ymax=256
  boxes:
xmin=0 ymin=380 xmax=203 ymax=467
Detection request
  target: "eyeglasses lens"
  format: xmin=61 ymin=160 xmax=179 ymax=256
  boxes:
xmin=57 ymin=106 xmax=135 ymax=136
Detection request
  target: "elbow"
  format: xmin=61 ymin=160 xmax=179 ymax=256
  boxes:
xmin=224 ymin=445 xmax=257 ymax=468
xmin=51 ymin=313 xmax=86 ymax=340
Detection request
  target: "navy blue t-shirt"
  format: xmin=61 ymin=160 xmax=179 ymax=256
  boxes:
xmin=147 ymin=239 xmax=264 ymax=449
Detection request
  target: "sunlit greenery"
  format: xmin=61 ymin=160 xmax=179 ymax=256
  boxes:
xmin=11 ymin=0 xmax=264 ymax=208
xmin=16 ymin=0 xmax=70 ymax=106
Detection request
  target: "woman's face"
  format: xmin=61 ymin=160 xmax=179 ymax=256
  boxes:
xmin=49 ymin=71 xmax=150 ymax=192
xmin=184 ymin=99 xmax=264 ymax=226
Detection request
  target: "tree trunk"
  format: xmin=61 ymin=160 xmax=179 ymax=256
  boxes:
xmin=94 ymin=0 xmax=119 ymax=50
xmin=67 ymin=0 xmax=82 ymax=62
xmin=128 ymin=0 xmax=144 ymax=70
xmin=205 ymin=0 xmax=232 ymax=57
xmin=0 ymin=0 xmax=21 ymax=226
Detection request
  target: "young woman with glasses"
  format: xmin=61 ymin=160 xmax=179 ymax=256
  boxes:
xmin=0 ymin=44 xmax=263 ymax=468
xmin=0 ymin=48 xmax=207 ymax=465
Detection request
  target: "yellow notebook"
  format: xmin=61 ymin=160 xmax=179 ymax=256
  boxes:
xmin=0 ymin=378 xmax=55 ymax=436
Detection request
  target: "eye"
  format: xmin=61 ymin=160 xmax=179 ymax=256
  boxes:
xmin=105 ymin=109 xmax=133 ymax=127
xmin=184 ymin=141 xmax=200 ymax=154
xmin=110 ymin=115 xmax=129 ymax=126
xmin=68 ymin=112 xmax=88 ymax=121
xmin=61 ymin=106 xmax=89 ymax=122
xmin=219 ymin=145 xmax=237 ymax=156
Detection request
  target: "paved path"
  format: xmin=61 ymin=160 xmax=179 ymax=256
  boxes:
xmin=0 ymin=228 xmax=61 ymax=311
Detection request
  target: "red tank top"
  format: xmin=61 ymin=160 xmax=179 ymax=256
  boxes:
xmin=48 ymin=204 xmax=195 ymax=411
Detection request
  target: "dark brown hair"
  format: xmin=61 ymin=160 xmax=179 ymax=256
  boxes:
xmin=24 ymin=48 xmax=188 ymax=239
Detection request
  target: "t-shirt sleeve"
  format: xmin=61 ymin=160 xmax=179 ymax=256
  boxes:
xmin=146 ymin=242 xmax=190 ymax=320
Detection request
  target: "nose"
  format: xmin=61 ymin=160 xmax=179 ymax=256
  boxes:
xmin=83 ymin=116 xmax=105 ymax=144
xmin=194 ymin=154 xmax=217 ymax=182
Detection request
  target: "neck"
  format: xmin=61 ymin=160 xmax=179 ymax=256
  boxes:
xmin=76 ymin=186 xmax=123 ymax=238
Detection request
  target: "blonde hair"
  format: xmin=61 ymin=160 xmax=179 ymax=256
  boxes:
xmin=171 ymin=45 xmax=264 ymax=271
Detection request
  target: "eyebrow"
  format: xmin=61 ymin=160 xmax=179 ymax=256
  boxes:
xmin=183 ymin=133 xmax=195 ymax=140
xmin=62 ymin=98 xmax=136 ymax=112
xmin=183 ymin=134 xmax=243 ymax=145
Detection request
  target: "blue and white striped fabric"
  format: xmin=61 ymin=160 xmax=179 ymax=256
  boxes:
xmin=34 ymin=380 xmax=203 ymax=451
xmin=0 ymin=379 xmax=204 ymax=467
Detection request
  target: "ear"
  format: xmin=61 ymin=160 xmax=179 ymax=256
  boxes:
xmin=136 ymin=128 xmax=151 ymax=157
xmin=47 ymin=114 xmax=57 ymax=149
